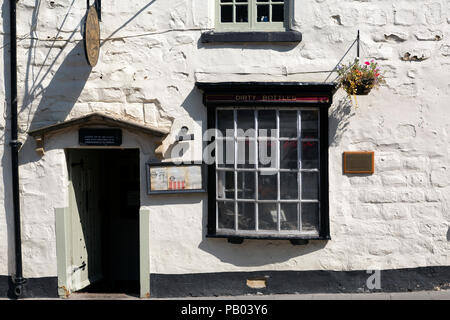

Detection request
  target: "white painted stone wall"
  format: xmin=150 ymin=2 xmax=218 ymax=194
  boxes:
xmin=0 ymin=0 xmax=449 ymax=278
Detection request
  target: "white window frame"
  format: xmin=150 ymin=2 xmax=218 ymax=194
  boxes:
xmin=215 ymin=107 xmax=321 ymax=238
xmin=215 ymin=0 xmax=289 ymax=32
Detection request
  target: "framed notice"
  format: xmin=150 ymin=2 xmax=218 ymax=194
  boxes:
xmin=146 ymin=162 xmax=207 ymax=194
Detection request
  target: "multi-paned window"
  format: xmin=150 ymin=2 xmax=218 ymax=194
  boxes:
xmin=216 ymin=0 xmax=287 ymax=31
xmin=214 ymin=107 xmax=321 ymax=237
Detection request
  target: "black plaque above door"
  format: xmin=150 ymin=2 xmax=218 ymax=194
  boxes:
xmin=79 ymin=128 xmax=122 ymax=146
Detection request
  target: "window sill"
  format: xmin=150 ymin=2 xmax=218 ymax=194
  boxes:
xmin=206 ymin=233 xmax=331 ymax=245
xmin=200 ymin=30 xmax=302 ymax=43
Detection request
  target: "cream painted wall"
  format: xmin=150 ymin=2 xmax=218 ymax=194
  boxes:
xmin=0 ymin=0 xmax=449 ymax=277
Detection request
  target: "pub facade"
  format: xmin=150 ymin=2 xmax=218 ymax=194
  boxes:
xmin=0 ymin=0 xmax=449 ymax=298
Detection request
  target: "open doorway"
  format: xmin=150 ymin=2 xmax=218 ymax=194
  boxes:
xmin=66 ymin=148 xmax=140 ymax=295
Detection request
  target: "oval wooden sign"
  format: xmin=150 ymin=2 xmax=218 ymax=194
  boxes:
xmin=84 ymin=6 xmax=100 ymax=67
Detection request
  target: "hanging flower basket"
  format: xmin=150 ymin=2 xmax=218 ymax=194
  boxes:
xmin=337 ymin=59 xmax=385 ymax=96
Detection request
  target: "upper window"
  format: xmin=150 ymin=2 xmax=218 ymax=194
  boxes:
xmin=216 ymin=0 xmax=287 ymax=31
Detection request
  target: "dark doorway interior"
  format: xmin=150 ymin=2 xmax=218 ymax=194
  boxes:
xmin=67 ymin=148 xmax=140 ymax=294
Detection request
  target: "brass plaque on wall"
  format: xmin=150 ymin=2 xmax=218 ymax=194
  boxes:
xmin=84 ymin=6 xmax=100 ymax=67
xmin=343 ymin=152 xmax=374 ymax=174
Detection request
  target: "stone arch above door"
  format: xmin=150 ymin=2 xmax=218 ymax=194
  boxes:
xmin=28 ymin=113 xmax=169 ymax=158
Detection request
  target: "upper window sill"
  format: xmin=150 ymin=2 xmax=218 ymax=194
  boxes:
xmin=200 ymin=30 xmax=302 ymax=43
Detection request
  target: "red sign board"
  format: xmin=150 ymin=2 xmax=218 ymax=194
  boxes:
xmin=205 ymin=94 xmax=329 ymax=104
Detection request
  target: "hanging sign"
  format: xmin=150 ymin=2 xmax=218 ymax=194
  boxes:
xmin=147 ymin=163 xmax=207 ymax=194
xmin=84 ymin=5 xmax=100 ymax=67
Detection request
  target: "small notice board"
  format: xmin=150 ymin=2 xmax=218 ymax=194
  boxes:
xmin=146 ymin=162 xmax=207 ymax=194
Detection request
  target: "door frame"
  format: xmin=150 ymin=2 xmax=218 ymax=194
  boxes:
xmin=55 ymin=148 xmax=150 ymax=298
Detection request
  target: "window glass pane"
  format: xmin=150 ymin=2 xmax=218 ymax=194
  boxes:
xmin=302 ymin=172 xmax=319 ymax=200
xmin=301 ymin=141 xmax=319 ymax=169
xmin=301 ymin=111 xmax=319 ymax=139
xmin=216 ymin=140 xmax=234 ymax=168
xmin=221 ymin=5 xmax=233 ymax=23
xmin=221 ymin=0 xmax=233 ymax=2
xmin=237 ymin=139 xmax=255 ymax=168
xmin=272 ymin=4 xmax=284 ymax=22
xmin=217 ymin=171 xmax=234 ymax=199
xmin=218 ymin=201 xmax=235 ymax=229
xmin=280 ymin=140 xmax=298 ymax=169
xmin=236 ymin=5 xmax=248 ymax=22
xmin=258 ymin=140 xmax=276 ymax=168
xmin=236 ymin=0 xmax=248 ymax=2
xmin=258 ymin=173 xmax=277 ymax=200
xmin=280 ymin=203 xmax=298 ymax=230
xmin=280 ymin=172 xmax=298 ymax=199
xmin=258 ymin=110 xmax=276 ymax=137
xmin=237 ymin=110 xmax=254 ymax=132
xmin=237 ymin=172 xmax=255 ymax=199
xmin=217 ymin=110 xmax=234 ymax=137
xmin=279 ymin=111 xmax=297 ymax=138
xmin=302 ymin=203 xmax=319 ymax=232
xmin=238 ymin=202 xmax=255 ymax=230
xmin=258 ymin=203 xmax=278 ymax=230
xmin=257 ymin=5 xmax=270 ymax=22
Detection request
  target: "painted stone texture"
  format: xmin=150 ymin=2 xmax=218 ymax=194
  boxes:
xmin=0 ymin=0 xmax=449 ymax=281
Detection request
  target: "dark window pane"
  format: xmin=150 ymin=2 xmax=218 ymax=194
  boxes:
xmin=281 ymin=203 xmax=298 ymax=230
xmin=221 ymin=5 xmax=233 ymax=23
xmin=258 ymin=140 xmax=276 ymax=168
xmin=237 ymin=172 xmax=255 ymax=199
xmin=221 ymin=0 xmax=233 ymax=2
xmin=280 ymin=172 xmax=298 ymax=199
xmin=237 ymin=139 xmax=255 ymax=168
xmin=238 ymin=202 xmax=255 ymax=230
xmin=216 ymin=140 xmax=234 ymax=168
xmin=217 ymin=171 xmax=234 ymax=199
xmin=218 ymin=201 xmax=235 ymax=229
xmin=258 ymin=173 xmax=277 ymax=200
xmin=258 ymin=203 xmax=278 ymax=230
xmin=236 ymin=0 xmax=248 ymax=2
xmin=302 ymin=203 xmax=319 ymax=232
xmin=280 ymin=140 xmax=298 ymax=169
xmin=237 ymin=110 xmax=254 ymax=131
xmin=301 ymin=141 xmax=319 ymax=169
xmin=301 ymin=111 xmax=319 ymax=139
xmin=272 ymin=4 xmax=284 ymax=22
xmin=257 ymin=5 xmax=270 ymax=22
xmin=236 ymin=5 xmax=248 ymax=23
xmin=302 ymin=172 xmax=319 ymax=200
xmin=217 ymin=110 xmax=233 ymax=137
xmin=258 ymin=110 xmax=276 ymax=137
xmin=279 ymin=111 xmax=297 ymax=138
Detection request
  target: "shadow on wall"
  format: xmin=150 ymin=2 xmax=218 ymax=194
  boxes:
xmin=329 ymin=95 xmax=355 ymax=147
xmin=18 ymin=41 xmax=92 ymax=166
xmin=18 ymin=0 xmax=92 ymax=167
xmin=198 ymin=206 xmax=327 ymax=267
xmin=198 ymin=237 xmax=327 ymax=267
